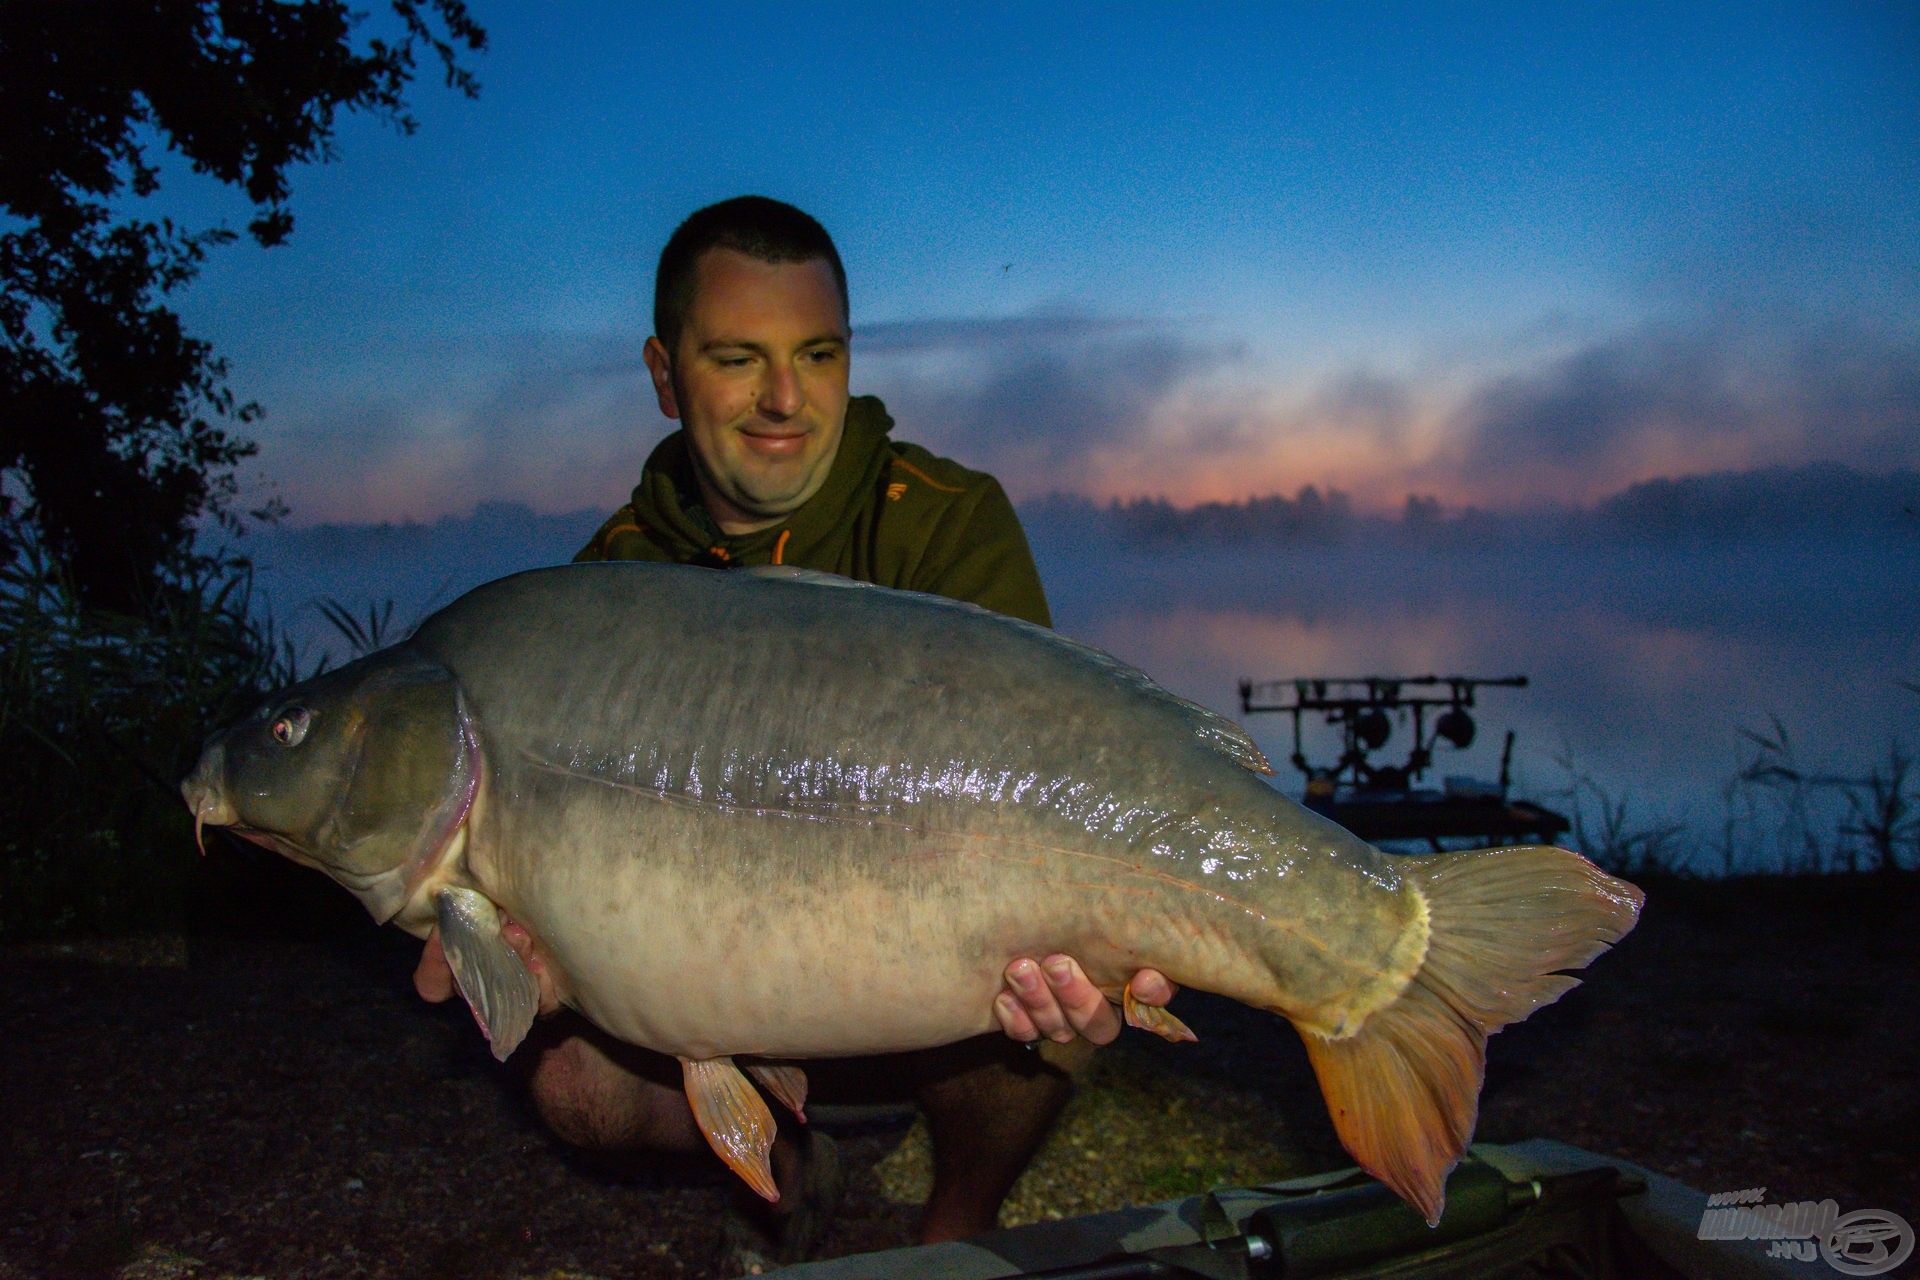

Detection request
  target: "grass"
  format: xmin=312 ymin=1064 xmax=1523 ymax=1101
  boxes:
xmin=1549 ymin=704 xmax=1918 ymax=879
xmin=0 ymin=535 xmax=301 ymax=938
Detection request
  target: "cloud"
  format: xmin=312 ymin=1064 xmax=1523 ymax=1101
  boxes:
xmin=242 ymin=330 xmax=659 ymax=523
xmin=1300 ymin=369 xmax=1421 ymax=452
xmin=938 ymin=303 xmax=1920 ymax=511
xmin=241 ymin=294 xmax=1920 ymax=528
xmin=1432 ymin=314 xmax=1920 ymax=503
xmin=858 ymin=307 xmax=1244 ymax=483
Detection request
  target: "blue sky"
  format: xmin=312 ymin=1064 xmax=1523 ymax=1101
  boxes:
xmin=162 ymin=1 xmax=1919 ymax=523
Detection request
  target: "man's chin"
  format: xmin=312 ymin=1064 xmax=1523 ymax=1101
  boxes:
xmin=715 ymin=475 xmax=822 ymax=527
xmin=735 ymin=457 xmax=827 ymax=503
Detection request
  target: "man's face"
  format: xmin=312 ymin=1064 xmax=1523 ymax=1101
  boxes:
xmin=644 ymin=248 xmax=850 ymax=535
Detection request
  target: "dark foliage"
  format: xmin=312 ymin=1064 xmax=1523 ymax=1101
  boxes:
xmin=1107 ymin=485 xmax=1358 ymax=544
xmin=0 ymin=0 xmax=485 ymax=612
xmin=0 ymin=528 xmax=302 ymax=937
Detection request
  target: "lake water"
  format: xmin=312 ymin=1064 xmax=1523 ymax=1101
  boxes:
xmin=249 ymin=508 xmax=1920 ymax=875
xmin=1033 ymin=528 xmax=1920 ymax=873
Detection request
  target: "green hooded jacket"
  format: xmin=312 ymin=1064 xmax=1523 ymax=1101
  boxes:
xmin=574 ymin=395 xmax=1052 ymax=627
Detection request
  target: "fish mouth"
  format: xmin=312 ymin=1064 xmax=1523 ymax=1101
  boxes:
xmin=220 ymin=821 xmax=401 ymax=905
xmin=180 ymin=747 xmax=239 ymax=857
xmin=226 ymin=824 xmax=302 ymax=860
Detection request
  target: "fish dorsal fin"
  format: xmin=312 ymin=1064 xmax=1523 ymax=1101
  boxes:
xmin=742 ymin=565 xmax=872 ymax=589
xmin=963 ymin=609 xmax=1272 ymax=774
xmin=1126 ymin=671 xmax=1274 ymax=776
xmin=744 ymin=568 xmax=1273 ymax=776
xmin=1046 ymin=631 xmax=1274 ymax=775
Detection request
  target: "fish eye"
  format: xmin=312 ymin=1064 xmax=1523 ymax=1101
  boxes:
xmin=270 ymin=707 xmax=311 ymax=747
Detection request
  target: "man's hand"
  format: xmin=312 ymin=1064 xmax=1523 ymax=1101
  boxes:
xmin=994 ymin=956 xmax=1176 ymax=1047
xmin=413 ymin=918 xmax=563 ymax=1018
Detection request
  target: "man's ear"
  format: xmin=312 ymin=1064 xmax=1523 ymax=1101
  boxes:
xmin=643 ymin=336 xmax=680 ymax=420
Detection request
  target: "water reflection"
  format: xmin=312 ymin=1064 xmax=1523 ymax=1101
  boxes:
xmin=1038 ymin=539 xmax=1920 ymax=872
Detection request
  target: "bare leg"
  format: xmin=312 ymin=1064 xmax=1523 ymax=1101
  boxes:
xmin=517 ymin=1016 xmax=1089 ymax=1245
xmin=911 ymin=1034 xmax=1093 ymax=1243
xmin=518 ymin=1013 xmax=817 ymax=1205
xmin=520 ymin=1014 xmax=695 ymax=1150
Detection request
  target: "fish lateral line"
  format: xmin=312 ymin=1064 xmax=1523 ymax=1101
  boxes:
xmin=519 ymin=750 xmax=914 ymax=826
xmin=928 ymin=829 xmax=1386 ymax=973
xmin=519 ymin=748 xmax=1386 ymax=979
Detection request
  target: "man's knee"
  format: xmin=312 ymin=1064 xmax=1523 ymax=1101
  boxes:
xmin=521 ymin=1022 xmax=699 ymax=1153
xmin=913 ymin=1033 xmax=1088 ymax=1120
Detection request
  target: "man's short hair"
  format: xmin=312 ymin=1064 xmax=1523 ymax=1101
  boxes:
xmin=654 ymin=196 xmax=849 ymax=351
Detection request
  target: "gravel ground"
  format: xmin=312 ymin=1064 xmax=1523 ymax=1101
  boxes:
xmin=3 ymin=862 xmax=1915 ymax=1279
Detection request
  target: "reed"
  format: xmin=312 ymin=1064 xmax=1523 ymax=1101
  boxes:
xmin=0 ymin=534 xmax=300 ymax=936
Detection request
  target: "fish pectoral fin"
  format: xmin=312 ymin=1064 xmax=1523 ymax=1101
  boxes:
xmin=1123 ymin=979 xmax=1198 ymax=1043
xmin=683 ymin=1056 xmax=780 ymax=1202
xmin=744 ymin=1061 xmax=810 ymax=1122
xmin=434 ymin=887 xmax=540 ymax=1062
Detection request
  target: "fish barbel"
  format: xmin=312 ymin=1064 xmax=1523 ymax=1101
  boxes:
xmin=181 ymin=562 xmax=1642 ymax=1222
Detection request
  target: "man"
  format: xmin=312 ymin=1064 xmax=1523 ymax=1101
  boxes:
xmin=414 ymin=196 xmax=1173 ymax=1254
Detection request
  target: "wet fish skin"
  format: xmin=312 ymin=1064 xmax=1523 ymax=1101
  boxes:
xmin=404 ymin=565 xmax=1421 ymax=1056
xmin=183 ymin=562 xmax=1642 ymax=1222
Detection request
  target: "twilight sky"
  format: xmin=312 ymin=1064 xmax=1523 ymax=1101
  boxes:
xmin=164 ymin=1 xmax=1919 ymax=525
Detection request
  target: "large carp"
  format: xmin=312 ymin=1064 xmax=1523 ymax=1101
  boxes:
xmin=182 ymin=562 xmax=1641 ymax=1223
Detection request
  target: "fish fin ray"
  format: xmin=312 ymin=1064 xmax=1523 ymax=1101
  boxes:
xmin=1124 ymin=981 xmax=1198 ymax=1043
xmin=1404 ymin=845 xmax=1643 ymax=1031
xmin=683 ymin=1056 xmax=780 ymax=1201
xmin=1300 ymin=845 xmax=1642 ymax=1225
xmin=435 ymin=887 xmax=539 ymax=1062
xmin=744 ymin=1062 xmax=810 ymax=1122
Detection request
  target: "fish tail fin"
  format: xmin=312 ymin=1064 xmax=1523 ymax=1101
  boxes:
xmin=1298 ymin=845 xmax=1643 ymax=1225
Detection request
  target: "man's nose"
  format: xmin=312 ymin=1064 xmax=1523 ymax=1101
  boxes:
xmin=757 ymin=359 xmax=804 ymax=419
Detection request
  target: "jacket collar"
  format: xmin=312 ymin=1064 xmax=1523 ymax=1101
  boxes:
xmin=627 ymin=395 xmax=894 ymax=561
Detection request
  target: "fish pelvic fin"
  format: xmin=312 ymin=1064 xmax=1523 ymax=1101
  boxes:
xmin=1299 ymin=845 xmax=1643 ymax=1227
xmin=744 ymin=1061 xmax=810 ymax=1123
xmin=683 ymin=1056 xmax=780 ymax=1202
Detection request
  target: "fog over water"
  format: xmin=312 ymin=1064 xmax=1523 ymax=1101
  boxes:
xmin=242 ymin=467 xmax=1920 ymax=874
xmin=1032 ymin=531 xmax=1917 ymax=872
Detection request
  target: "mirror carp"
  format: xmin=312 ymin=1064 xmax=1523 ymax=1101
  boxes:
xmin=182 ymin=562 xmax=1643 ymax=1223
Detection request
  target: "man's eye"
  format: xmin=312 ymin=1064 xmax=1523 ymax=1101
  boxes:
xmin=805 ymin=348 xmax=840 ymax=364
xmin=270 ymin=708 xmax=311 ymax=747
xmin=715 ymin=355 xmax=753 ymax=369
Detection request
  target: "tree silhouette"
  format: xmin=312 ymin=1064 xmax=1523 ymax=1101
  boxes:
xmin=1 ymin=0 xmax=485 ymax=612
